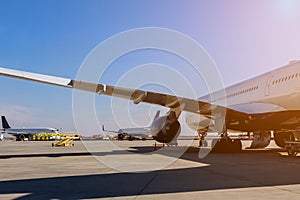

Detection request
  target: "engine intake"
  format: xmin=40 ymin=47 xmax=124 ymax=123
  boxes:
xmin=151 ymin=111 xmax=181 ymax=144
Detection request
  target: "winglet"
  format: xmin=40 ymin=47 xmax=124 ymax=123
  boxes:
xmin=153 ymin=110 xmax=160 ymax=121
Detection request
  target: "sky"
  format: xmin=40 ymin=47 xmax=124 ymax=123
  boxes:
xmin=0 ymin=0 xmax=300 ymax=135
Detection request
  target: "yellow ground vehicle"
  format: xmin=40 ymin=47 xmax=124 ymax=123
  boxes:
xmin=64 ymin=133 xmax=81 ymax=140
xmin=52 ymin=137 xmax=74 ymax=147
xmin=32 ymin=133 xmax=64 ymax=141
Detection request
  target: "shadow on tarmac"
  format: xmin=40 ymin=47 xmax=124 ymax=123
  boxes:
xmin=0 ymin=147 xmax=299 ymax=199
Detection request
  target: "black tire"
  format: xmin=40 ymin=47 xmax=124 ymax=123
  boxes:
xmin=128 ymin=136 xmax=134 ymax=141
xmin=212 ymin=139 xmax=241 ymax=153
xmin=117 ymin=133 xmax=125 ymax=140
xmin=274 ymin=132 xmax=294 ymax=148
xmin=199 ymin=140 xmax=208 ymax=147
xmin=199 ymin=140 xmax=203 ymax=147
xmin=287 ymin=147 xmax=296 ymax=156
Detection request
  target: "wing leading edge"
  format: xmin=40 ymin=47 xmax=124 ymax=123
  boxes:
xmin=0 ymin=67 xmax=248 ymax=120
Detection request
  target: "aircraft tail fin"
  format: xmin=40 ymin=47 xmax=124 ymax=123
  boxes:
xmin=1 ymin=116 xmax=11 ymax=129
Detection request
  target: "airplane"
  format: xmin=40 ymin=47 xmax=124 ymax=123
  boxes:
xmin=102 ymin=110 xmax=160 ymax=141
xmin=1 ymin=116 xmax=59 ymax=141
xmin=1 ymin=60 xmax=300 ymax=152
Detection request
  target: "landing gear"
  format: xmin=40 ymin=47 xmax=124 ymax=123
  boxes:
xmin=128 ymin=135 xmax=135 ymax=141
xmin=287 ymin=146 xmax=297 ymax=157
xmin=274 ymin=132 xmax=294 ymax=148
xmin=284 ymin=141 xmax=300 ymax=157
xmin=197 ymin=130 xmax=208 ymax=147
xmin=197 ymin=125 xmax=242 ymax=153
xmin=211 ymin=138 xmax=242 ymax=153
xmin=199 ymin=140 xmax=208 ymax=147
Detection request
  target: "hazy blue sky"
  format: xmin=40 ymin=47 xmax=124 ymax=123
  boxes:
xmin=1 ymin=0 xmax=300 ymax=135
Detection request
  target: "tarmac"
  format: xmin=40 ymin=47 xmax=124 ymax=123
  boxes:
xmin=0 ymin=140 xmax=299 ymax=200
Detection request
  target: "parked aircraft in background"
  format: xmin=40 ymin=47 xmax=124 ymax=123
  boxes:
xmin=1 ymin=61 xmax=300 ymax=152
xmin=102 ymin=111 xmax=160 ymax=140
xmin=1 ymin=116 xmax=59 ymax=141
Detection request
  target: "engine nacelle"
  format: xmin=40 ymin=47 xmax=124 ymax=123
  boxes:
xmin=150 ymin=112 xmax=181 ymax=144
xmin=249 ymin=132 xmax=271 ymax=148
xmin=16 ymin=134 xmax=26 ymax=141
xmin=117 ymin=133 xmax=125 ymax=140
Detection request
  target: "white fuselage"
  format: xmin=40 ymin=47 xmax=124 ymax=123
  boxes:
xmin=4 ymin=127 xmax=59 ymax=135
xmin=186 ymin=61 xmax=300 ymax=132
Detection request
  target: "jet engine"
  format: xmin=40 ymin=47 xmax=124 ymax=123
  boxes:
xmin=151 ymin=111 xmax=181 ymax=144
xmin=16 ymin=134 xmax=26 ymax=141
xmin=117 ymin=133 xmax=125 ymax=140
xmin=249 ymin=132 xmax=271 ymax=148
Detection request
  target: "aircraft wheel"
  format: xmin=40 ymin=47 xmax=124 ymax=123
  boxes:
xmin=274 ymin=132 xmax=294 ymax=148
xmin=199 ymin=140 xmax=208 ymax=147
xmin=287 ymin=147 xmax=296 ymax=156
xmin=199 ymin=140 xmax=203 ymax=147
xmin=286 ymin=145 xmax=297 ymax=156
xmin=117 ymin=133 xmax=124 ymax=140
xmin=128 ymin=136 xmax=134 ymax=141
xmin=212 ymin=139 xmax=241 ymax=153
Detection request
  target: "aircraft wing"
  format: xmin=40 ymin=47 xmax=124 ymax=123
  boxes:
xmin=102 ymin=125 xmax=150 ymax=135
xmin=0 ymin=67 xmax=248 ymax=120
xmin=0 ymin=129 xmax=27 ymax=136
xmin=102 ymin=125 xmax=120 ymax=134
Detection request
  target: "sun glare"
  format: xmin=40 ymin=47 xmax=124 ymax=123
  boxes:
xmin=276 ymin=0 xmax=300 ymax=18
